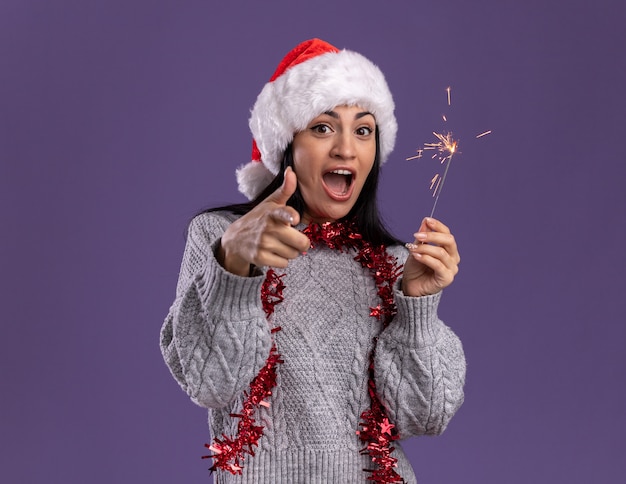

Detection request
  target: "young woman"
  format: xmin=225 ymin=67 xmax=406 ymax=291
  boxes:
xmin=160 ymin=38 xmax=465 ymax=483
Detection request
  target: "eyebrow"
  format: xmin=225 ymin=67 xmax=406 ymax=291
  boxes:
xmin=323 ymin=110 xmax=373 ymax=120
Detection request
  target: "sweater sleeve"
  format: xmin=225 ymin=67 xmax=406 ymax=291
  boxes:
xmin=159 ymin=212 xmax=272 ymax=409
xmin=373 ymin=246 xmax=466 ymax=438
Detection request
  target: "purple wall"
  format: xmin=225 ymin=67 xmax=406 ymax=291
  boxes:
xmin=2 ymin=0 xmax=625 ymax=482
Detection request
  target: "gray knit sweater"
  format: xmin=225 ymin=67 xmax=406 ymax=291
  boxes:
xmin=160 ymin=212 xmax=466 ymax=483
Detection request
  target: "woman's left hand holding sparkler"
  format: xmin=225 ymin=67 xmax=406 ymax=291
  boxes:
xmin=403 ymin=217 xmax=460 ymax=297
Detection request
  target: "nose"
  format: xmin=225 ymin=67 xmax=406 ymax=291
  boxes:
xmin=330 ymin=131 xmax=356 ymax=160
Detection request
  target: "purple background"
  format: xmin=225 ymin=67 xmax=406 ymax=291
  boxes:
xmin=2 ymin=0 xmax=625 ymax=482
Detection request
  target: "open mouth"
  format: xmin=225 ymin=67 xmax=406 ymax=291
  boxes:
xmin=322 ymin=169 xmax=354 ymax=199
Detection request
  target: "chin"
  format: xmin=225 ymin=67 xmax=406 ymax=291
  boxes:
xmin=308 ymin=204 xmax=354 ymax=224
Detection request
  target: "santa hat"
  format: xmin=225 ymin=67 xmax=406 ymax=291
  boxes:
xmin=236 ymin=38 xmax=397 ymax=200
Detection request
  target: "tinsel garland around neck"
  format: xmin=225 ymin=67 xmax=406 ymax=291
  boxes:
xmin=203 ymin=219 xmax=405 ymax=483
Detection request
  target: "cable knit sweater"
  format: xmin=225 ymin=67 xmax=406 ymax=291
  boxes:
xmin=160 ymin=211 xmax=466 ymax=483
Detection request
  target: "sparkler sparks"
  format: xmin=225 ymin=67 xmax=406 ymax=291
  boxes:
xmin=425 ymin=131 xmax=458 ymax=217
xmin=406 ymin=126 xmax=459 ymax=218
xmin=406 ymin=86 xmax=490 ymax=218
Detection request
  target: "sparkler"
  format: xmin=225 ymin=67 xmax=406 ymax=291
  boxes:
xmin=406 ymin=87 xmax=490 ymax=218
xmin=406 ymin=126 xmax=459 ymax=218
xmin=426 ymin=131 xmax=458 ymax=217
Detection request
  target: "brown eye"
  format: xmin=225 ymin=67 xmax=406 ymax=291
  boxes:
xmin=355 ymin=126 xmax=373 ymax=136
xmin=311 ymin=124 xmax=332 ymax=134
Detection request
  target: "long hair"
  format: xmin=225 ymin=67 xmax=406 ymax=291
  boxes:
xmin=200 ymin=128 xmax=401 ymax=247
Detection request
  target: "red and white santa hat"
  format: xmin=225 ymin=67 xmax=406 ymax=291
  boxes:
xmin=236 ymin=38 xmax=398 ymax=200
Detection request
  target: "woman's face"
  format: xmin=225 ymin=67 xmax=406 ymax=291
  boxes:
xmin=292 ymin=105 xmax=377 ymax=224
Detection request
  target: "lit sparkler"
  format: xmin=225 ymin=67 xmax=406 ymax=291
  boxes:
xmin=406 ymin=87 xmax=490 ymax=218
xmin=406 ymin=127 xmax=459 ymax=218
xmin=424 ymin=131 xmax=458 ymax=217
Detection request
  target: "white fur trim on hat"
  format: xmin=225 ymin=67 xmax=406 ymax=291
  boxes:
xmin=238 ymin=48 xmax=397 ymax=200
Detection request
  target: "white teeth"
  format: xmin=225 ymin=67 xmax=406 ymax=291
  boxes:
xmin=329 ymin=169 xmax=352 ymax=176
